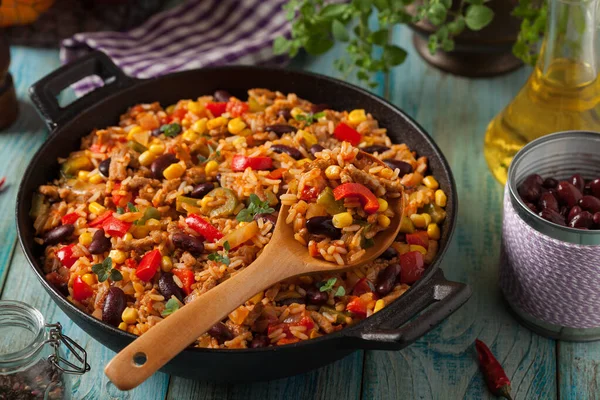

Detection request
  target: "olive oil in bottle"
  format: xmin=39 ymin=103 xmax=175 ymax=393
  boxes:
xmin=484 ymin=0 xmax=600 ymax=184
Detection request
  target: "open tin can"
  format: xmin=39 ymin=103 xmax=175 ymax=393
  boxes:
xmin=500 ymin=131 xmax=600 ymax=341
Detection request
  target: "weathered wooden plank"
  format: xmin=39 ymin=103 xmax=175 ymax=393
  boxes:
xmin=361 ymin=26 xmax=557 ymax=400
xmin=558 ymin=342 xmax=600 ymax=399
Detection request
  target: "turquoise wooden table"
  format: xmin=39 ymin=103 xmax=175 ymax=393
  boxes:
xmin=2 ymin=28 xmax=598 ymax=399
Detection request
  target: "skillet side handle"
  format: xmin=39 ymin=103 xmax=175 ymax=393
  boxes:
xmin=343 ymin=269 xmax=472 ymax=350
xmin=29 ymin=51 xmax=134 ymax=130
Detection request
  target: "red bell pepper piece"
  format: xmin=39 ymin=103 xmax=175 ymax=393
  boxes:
xmin=173 ymin=268 xmax=195 ymax=295
xmin=406 ymin=231 xmax=429 ymax=250
xmin=352 ymin=278 xmax=374 ymax=296
xmin=56 ymin=244 xmax=79 ymax=268
xmin=231 ymin=154 xmax=273 ymax=172
xmin=399 ymin=251 xmax=425 ymax=284
xmin=185 ymin=214 xmax=223 ymax=242
xmin=61 ymin=212 xmax=80 ymax=225
xmin=266 ymin=168 xmax=286 ymax=180
xmin=226 ymin=100 xmax=249 ymax=117
xmin=111 ymin=184 xmax=132 ymax=208
xmin=125 ymin=259 xmax=138 ymax=269
xmin=89 ymin=210 xmax=113 ymax=227
xmin=206 ymin=102 xmax=228 ymax=117
xmin=295 ymin=315 xmax=315 ymax=331
xmin=72 ymin=276 xmax=94 ymax=301
xmin=135 ymin=249 xmax=162 ymax=282
xmin=346 ymin=296 xmax=367 ymax=317
xmin=333 ymin=183 xmax=379 ymax=214
xmin=102 ymin=216 xmax=132 ymax=238
xmin=268 ymin=323 xmax=292 ymax=338
xmin=334 ymin=123 xmax=361 ymax=146
xmin=299 ymin=185 xmax=320 ymax=201
xmin=277 ymin=337 xmax=301 ymax=345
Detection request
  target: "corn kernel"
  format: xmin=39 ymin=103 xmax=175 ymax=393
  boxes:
xmin=422 ymin=213 xmax=432 ymax=227
xmin=410 ymin=245 xmax=428 ymax=255
xmin=207 ymin=116 xmax=228 ymax=130
xmin=232 ymin=136 xmax=246 ymax=147
xmin=348 ymin=109 xmax=367 ymax=124
xmin=146 ymin=218 xmax=161 ymax=229
xmin=163 ymin=163 xmax=186 ymax=180
xmin=118 ymin=322 xmax=128 ymax=331
xmin=81 ymin=273 xmax=96 ymax=286
xmin=199 ymin=196 xmax=213 ymax=208
xmin=409 ymin=213 xmax=427 ymax=229
xmin=290 ymin=107 xmax=304 ymax=119
xmin=378 ymin=214 xmax=391 ymax=228
xmin=126 ymin=126 xmax=143 ymax=141
xmin=325 ymin=165 xmax=342 ymax=180
xmin=187 ymin=101 xmax=204 ymax=114
xmin=435 ymin=189 xmax=447 ymax=207
xmin=182 ymin=129 xmax=199 ymax=142
xmin=423 ymin=176 xmax=439 ymax=190
xmin=88 ymin=174 xmax=104 ymax=184
xmin=192 ymin=118 xmax=208 ymax=134
xmin=205 ymin=160 xmax=219 ymax=175
xmin=79 ymin=232 xmax=93 ymax=246
xmin=297 ymin=158 xmax=312 ymax=167
xmin=392 ymin=242 xmax=411 ymax=255
xmin=132 ymin=225 xmax=150 ymax=239
xmin=374 ymin=299 xmax=385 ymax=313
xmin=299 ymin=130 xmax=317 ymax=147
xmin=165 ymin=105 xmax=176 ymax=114
xmin=139 ymin=151 xmax=157 ymax=167
xmin=248 ymin=291 xmax=264 ymax=305
xmin=161 ymin=256 xmax=173 ymax=272
xmin=88 ymin=202 xmax=106 ymax=215
xmin=149 ymin=143 xmax=165 ymax=155
xmin=78 ymin=170 xmax=89 ymax=181
xmin=238 ymin=128 xmax=253 ymax=137
xmin=380 ymin=167 xmax=394 ymax=179
xmin=332 ymin=212 xmax=353 ymax=228
xmin=122 ymin=307 xmax=138 ymax=324
xmin=228 ymin=118 xmax=247 ymax=134
xmin=377 ymin=198 xmax=388 ymax=212
xmin=108 ymin=250 xmax=127 ymax=264
xmin=427 ymin=223 xmax=441 ymax=240
xmin=123 ymin=233 xmax=133 ymax=242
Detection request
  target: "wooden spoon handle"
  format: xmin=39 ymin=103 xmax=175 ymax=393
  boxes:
xmin=104 ymin=261 xmax=287 ymax=390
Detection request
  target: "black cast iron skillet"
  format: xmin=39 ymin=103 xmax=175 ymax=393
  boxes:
xmin=18 ymin=51 xmax=470 ymax=382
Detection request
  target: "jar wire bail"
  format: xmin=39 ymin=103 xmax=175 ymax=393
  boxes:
xmin=44 ymin=322 xmax=90 ymax=375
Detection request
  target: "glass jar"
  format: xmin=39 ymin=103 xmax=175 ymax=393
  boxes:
xmin=0 ymin=301 xmax=89 ymax=399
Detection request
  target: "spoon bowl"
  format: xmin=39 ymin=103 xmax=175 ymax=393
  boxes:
xmin=105 ymin=151 xmax=404 ymax=390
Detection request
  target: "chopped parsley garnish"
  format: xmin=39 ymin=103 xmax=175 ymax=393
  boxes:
xmin=335 ymin=286 xmax=346 ymax=297
xmin=160 ymin=123 xmax=182 ymax=137
xmin=208 ymin=241 xmax=231 ymax=266
xmin=294 ymin=111 xmax=325 ymax=124
xmin=116 ymin=207 xmax=125 ymax=214
xmin=127 ymin=202 xmax=138 ymax=212
xmin=161 ymin=298 xmax=180 ymax=316
xmin=236 ymin=194 xmax=275 ymax=222
xmin=91 ymin=257 xmax=122 ymax=282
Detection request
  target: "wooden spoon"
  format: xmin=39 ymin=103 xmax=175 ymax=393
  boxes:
xmin=105 ymin=152 xmax=404 ymax=390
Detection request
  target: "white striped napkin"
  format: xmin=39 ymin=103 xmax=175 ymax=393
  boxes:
xmin=61 ymin=0 xmax=290 ymax=96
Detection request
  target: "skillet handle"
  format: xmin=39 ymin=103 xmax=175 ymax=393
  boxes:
xmin=29 ymin=51 xmax=135 ymax=130
xmin=343 ymin=269 xmax=471 ymax=350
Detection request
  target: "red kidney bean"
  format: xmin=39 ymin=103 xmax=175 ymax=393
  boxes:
xmin=571 ymin=174 xmax=585 ymax=193
xmin=525 ymin=202 xmax=538 ymax=213
xmin=99 ymin=157 xmax=111 ymax=177
xmin=311 ymin=103 xmax=329 ymax=113
xmin=559 ymin=206 xmax=569 ymax=217
xmin=277 ymin=108 xmax=292 ymax=120
xmin=362 ymin=145 xmax=391 ymax=154
xmin=556 ymin=181 xmax=583 ymax=208
xmin=539 ymin=208 xmax=567 ymax=226
xmin=306 ymin=216 xmax=341 ymax=239
xmin=172 ymin=232 xmax=204 ymax=255
xmin=569 ymin=211 xmax=594 ymax=229
xmin=376 ymin=264 xmax=401 ymax=296
xmin=56 ymin=283 xmax=69 ymax=297
xmin=580 ymin=195 xmax=600 ymax=213
xmin=538 ymin=192 xmax=559 ymax=212
xmin=567 ymin=206 xmax=582 ymax=223
xmin=589 ymin=179 xmax=600 ymax=198
xmin=102 ymin=287 xmax=127 ymax=327
xmin=43 ymin=224 xmax=74 ymax=245
xmin=190 ymin=182 xmax=214 ymax=199
xmin=270 ymin=144 xmax=303 ymax=160
xmin=158 ymin=272 xmax=184 ymax=303
xmin=265 ymin=124 xmax=296 ymax=136
xmin=594 ymin=212 xmax=600 ymax=225
xmin=254 ymin=213 xmax=277 ymax=225
xmin=151 ymin=153 xmax=179 ymax=179
xmin=543 ymin=177 xmax=558 ymax=189
xmin=384 ymin=160 xmax=413 ymax=177
xmin=89 ymin=229 xmax=111 ymax=254
xmin=305 ymin=286 xmax=328 ymax=305
xmin=380 ymin=247 xmax=398 ymax=260
xmin=310 ymin=144 xmax=325 ymax=157
xmin=208 ymin=322 xmax=234 ymax=344
xmin=213 ymin=90 xmax=231 ymax=102
xmin=250 ymin=335 xmax=270 ymax=348
xmin=518 ymin=174 xmax=544 ymax=203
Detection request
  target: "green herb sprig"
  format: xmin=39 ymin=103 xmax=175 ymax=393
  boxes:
xmin=275 ymin=0 xmax=495 ymax=87
xmin=91 ymin=257 xmax=123 ymax=283
xmin=197 ymin=143 xmax=221 ymax=164
xmin=161 ymin=298 xmax=180 ymax=316
xmin=208 ymin=241 xmax=231 ymax=266
xmin=236 ymin=194 xmax=275 ymax=222
xmin=294 ymin=111 xmax=326 ymax=124
xmin=319 ymin=277 xmax=346 ymax=297
xmin=512 ymin=0 xmax=547 ymax=66
xmin=161 ymin=123 xmax=182 ymax=137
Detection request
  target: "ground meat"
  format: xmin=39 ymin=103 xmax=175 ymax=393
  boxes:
xmin=180 ymin=252 xmax=197 ymax=269
xmin=310 ymin=311 xmax=334 ymax=334
xmin=108 ymin=147 xmax=131 ymax=180
xmin=244 ymin=303 xmax=264 ymax=326
xmin=185 ymin=167 xmax=207 ymax=184
xmin=124 ymin=176 xmax=157 ymax=190
xmin=114 ymin=236 xmax=155 ymax=252
xmin=39 ymin=185 xmax=60 ymax=200
xmin=347 ymin=164 xmax=386 ymax=197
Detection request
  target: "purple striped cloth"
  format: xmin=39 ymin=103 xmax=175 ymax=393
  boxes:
xmin=60 ymin=0 xmax=290 ymax=96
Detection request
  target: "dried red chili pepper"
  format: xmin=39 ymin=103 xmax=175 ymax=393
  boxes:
xmin=0 ymin=176 xmax=6 ymax=191
xmin=475 ymin=338 xmax=513 ymax=400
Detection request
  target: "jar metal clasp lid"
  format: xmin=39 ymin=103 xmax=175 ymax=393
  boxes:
xmin=44 ymin=322 xmax=90 ymax=375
